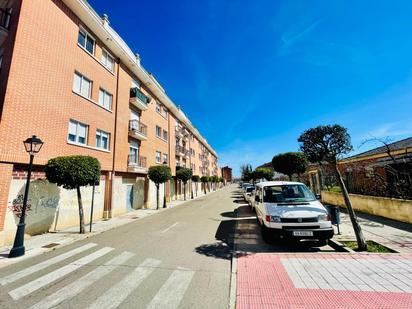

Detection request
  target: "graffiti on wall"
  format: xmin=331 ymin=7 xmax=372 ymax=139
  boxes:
xmin=8 ymin=194 xmax=32 ymax=218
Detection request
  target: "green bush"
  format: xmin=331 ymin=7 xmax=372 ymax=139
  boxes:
xmin=176 ymin=167 xmax=192 ymax=200
xmin=45 ymin=155 xmax=100 ymax=234
xmin=148 ymin=165 xmax=172 ymax=209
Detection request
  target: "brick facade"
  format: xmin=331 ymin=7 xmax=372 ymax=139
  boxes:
xmin=0 ymin=0 xmax=220 ymax=233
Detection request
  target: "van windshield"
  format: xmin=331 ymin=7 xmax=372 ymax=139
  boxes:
xmin=263 ymin=184 xmax=316 ymax=203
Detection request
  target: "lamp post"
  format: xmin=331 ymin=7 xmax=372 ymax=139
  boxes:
xmin=163 ymin=161 xmax=167 ymax=208
xmin=9 ymin=135 xmax=43 ymax=258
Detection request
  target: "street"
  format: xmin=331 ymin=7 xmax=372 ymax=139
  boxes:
xmin=0 ymin=186 xmax=236 ymax=309
xmin=1 ymin=185 xmax=412 ymax=309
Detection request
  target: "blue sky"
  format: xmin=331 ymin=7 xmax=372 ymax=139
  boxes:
xmin=89 ymin=0 xmax=412 ymax=176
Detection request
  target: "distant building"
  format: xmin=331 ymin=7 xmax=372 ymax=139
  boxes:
xmin=221 ymin=166 xmax=232 ymax=183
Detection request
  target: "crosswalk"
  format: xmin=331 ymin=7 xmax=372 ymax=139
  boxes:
xmin=1 ymin=243 xmax=196 ymax=308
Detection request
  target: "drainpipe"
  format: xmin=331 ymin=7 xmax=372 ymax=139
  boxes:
xmin=106 ymin=57 xmax=121 ymax=219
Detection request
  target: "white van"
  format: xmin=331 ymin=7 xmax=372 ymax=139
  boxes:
xmin=253 ymin=181 xmax=333 ymax=246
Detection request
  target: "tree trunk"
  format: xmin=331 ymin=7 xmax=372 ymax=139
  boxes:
xmin=184 ymin=183 xmax=186 ymax=200
xmin=204 ymin=183 xmax=206 ymax=195
xmin=156 ymin=184 xmax=159 ymax=210
xmin=76 ymin=186 xmax=85 ymax=234
xmin=334 ymin=164 xmax=367 ymax=251
xmin=196 ymin=182 xmax=198 ymax=196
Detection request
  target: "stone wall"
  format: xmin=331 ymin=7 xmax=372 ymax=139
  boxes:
xmin=321 ymin=191 xmax=412 ymax=224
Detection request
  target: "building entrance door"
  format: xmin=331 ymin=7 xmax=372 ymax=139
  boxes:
xmin=126 ymin=185 xmax=133 ymax=212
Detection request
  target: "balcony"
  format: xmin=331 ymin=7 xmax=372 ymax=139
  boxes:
xmin=0 ymin=8 xmax=11 ymax=46
xmin=127 ymin=154 xmax=148 ymax=174
xmin=175 ymin=145 xmax=189 ymax=157
xmin=130 ymin=87 xmax=150 ymax=110
xmin=128 ymin=120 xmax=147 ymax=141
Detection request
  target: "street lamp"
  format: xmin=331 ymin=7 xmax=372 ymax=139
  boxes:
xmin=9 ymin=135 xmax=44 ymax=258
xmin=163 ymin=161 xmax=167 ymax=208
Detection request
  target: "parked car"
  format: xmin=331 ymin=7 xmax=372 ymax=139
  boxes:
xmin=241 ymin=183 xmax=252 ymax=191
xmin=253 ymin=181 xmax=333 ymax=246
xmin=243 ymin=186 xmax=255 ymax=204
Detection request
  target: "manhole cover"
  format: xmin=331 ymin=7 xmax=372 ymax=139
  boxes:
xmin=42 ymin=243 xmax=60 ymax=248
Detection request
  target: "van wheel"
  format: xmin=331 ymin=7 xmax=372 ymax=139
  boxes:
xmin=261 ymin=225 xmax=271 ymax=243
xmin=316 ymin=239 xmax=328 ymax=247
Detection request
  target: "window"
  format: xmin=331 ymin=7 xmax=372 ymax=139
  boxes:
xmin=163 ymin=130 xmax=168 ymax=141
xmin=98 ymin=88 xmax=112 ymax=110
xmin=155 ymin=151 xmax=161 ymax=164
xmin=129 ymin=140 xmax=139 ymax=164
xmin=162 ymin=107 xmax=168 ymax=118
xmin=78 ymin=28 xmax=95 ymax=54
xmin=162 ymin=153 xmax=168 ymax=164
xmin=68 ymin=120 xmax=88 ymax=145
xmin=101 ymin=49 xmax=114 ymax=71
xmin=73 ymin=72 xmax=92 ymax=99
xmin=96 ymin=130 xmax=110 ymax=150
xmin=156 ymin=102 xmax=161 ymax=113
xmin=156 ymin=125 xmax=162 ymax=138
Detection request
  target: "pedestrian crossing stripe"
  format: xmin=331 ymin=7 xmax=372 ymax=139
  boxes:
xmin=29 ymin=251 xmax=135 ymax=309
xmin=87 ymin=258 xmax=162 ymax=309
xmin=2 ymin=245 xmax=196 ymax=308
xmin=9 ymin=246 xmax=114 ymax=300
xmin=0 ymin=243 xmax=97 ymax=286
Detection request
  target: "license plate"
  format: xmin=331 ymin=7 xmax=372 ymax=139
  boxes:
xmin=293 ymin=231 xmax=313 ymax=237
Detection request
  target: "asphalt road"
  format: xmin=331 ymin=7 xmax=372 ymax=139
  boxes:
xmin=0 ymin=186 xmax=237 ymax=309
xmin=0 ymin=184 xmax=335 ymax=309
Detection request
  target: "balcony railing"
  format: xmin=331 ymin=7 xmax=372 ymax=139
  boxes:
xmin=129 ymin=120 xmax=147 ymax=137
xmin=0 ymin=8 xmax=11 ymax=30
xmin=128 ymin=154 xmax=147 ymax=168
xmin=130 ymin=87 xmax=150 ymax=105
xmin=175 ymin=145 xmax=189 ymax=156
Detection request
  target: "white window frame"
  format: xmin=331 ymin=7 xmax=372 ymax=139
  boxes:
xmin=155 ymin=151 xmax=162 ymax=164
xmin=96 ymin=129 xmax=110 ymax=150
xmin=156 ymin=102 xmax=161 ymax=114
xmin=163 ymin=130 xmax=168 ymax=141
xmin=73 ymin=71 xmax=92 ymax=99
xmin=162 ymin=153 xmax=168 ymax=164
xmin=78 ymin=27 xmax=95 ymax=55
xmin=98 ymin=88 xmax=112 ymax=110
xmin=68 ymin=120 xmax=88 ymax=145
xmin=101 ymin=49 xmax=115 ymax=72
xmin=156 ymin=125 xmax=162 ymax=138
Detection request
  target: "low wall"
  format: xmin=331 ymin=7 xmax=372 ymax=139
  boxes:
xmin=321 ymin=191 xmax=412 ymax=224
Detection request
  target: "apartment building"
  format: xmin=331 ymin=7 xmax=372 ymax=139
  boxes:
xmin=0 ymin=0 xmax=219 ymax=246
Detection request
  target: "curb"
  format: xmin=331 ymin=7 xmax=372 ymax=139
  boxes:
xmin=228 ymin=204 xmax=239 ymax=309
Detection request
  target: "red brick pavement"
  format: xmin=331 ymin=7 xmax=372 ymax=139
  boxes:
xmin=236 ymin=253 xmax=412 ymax=309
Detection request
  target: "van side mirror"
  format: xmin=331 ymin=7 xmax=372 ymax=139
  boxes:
xmin=316 ymin=194 xmax=321 ymax=200
xmin=255 ymin=195 xmax=260 ymax=203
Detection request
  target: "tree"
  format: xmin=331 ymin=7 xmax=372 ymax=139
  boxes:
xmin=45 ymin=155 xmax=100 ymax=234
xmin=200 ymin=176 xmax=208 ymax=194
xmin=254 ymin=167 xmax=274 ymax=181
xmin=192 ymin=175 xmax=200 ymax=196
xmin=298 ymin=124 xmax=367 ymax=251
xmin=240 ymin=164 xmax=253 ymax=182
xmin=176 ymin=167 xmax=192 ymax=200
xmin=271 ymin=152 xmax=308 ymax=180
xmin=148 ymin=165 xmax=172 ymax=210
xmin=211 ymin=175 xmax=219 ymax=190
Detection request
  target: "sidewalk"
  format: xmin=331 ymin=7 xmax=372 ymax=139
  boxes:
xmin=237 ymin=252 xmax=412 ymax=309
xmin=0 ymin=189 xmax=217 ymax=269
xmin=333 ymin=210 xmax=412 ymax=253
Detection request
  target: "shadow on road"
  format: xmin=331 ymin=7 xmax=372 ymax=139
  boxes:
xmin=195 ymin=219 xmax=235 ymax=260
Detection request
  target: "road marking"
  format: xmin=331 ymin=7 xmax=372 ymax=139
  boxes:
xmin=161 ymin=222 xmax=179 ymax=233
xmin=9 ymin=246 xmax=114 ymax=300
xmin=29 ymin=251 xmax=135 ymax=309
xmin=87 ymin=258 xmax=161 ymax=309
xmin=0 ymin=243 xmax=97 ymax=286
xmin=146 ymin=267 xmax=195 ymax=309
